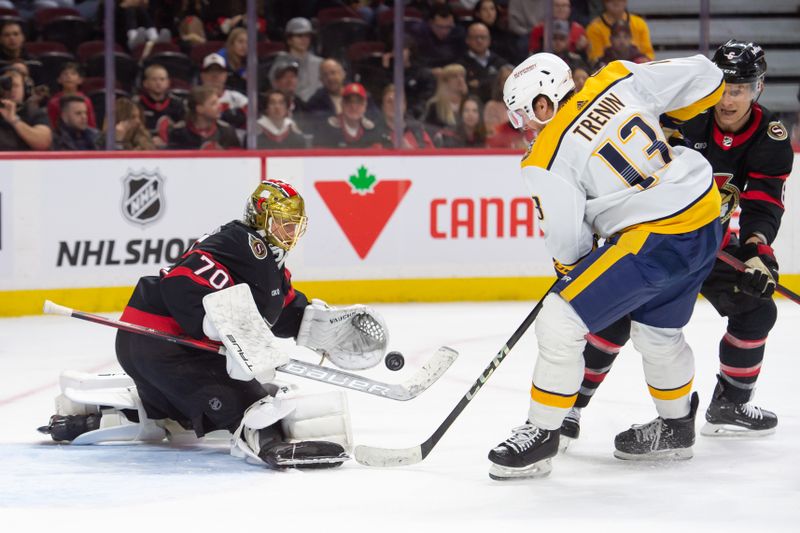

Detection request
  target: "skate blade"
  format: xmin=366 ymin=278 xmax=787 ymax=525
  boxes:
xmin=37 ymin=425 xmax=52 ymax=435
xmin=558 ymin=436 xmax=575 ymax=454
xmin=701 ymin=422 xmax=776 ymax=438
xmin=613 ymin=447 xmax=693 ymax=461
xmin=488 ymin=458 xmax=552 ymax=480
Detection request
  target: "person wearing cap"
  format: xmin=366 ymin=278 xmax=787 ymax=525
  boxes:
xmin=594 ymin=20 xmax=649 ymax=69
xmin=547 ymin=20 xmax=585 ymax=67
xmin=586 ymin=0 xmax=653 ymax=64
xmin=528 ymin=0 xmax=588 ymax=57
xmin=199 ymin=53 xmax=249 ymax=138
xmin=314 ymin=82 xmax=382 ymax=149
xmin=276 ymin=17 xmax=322 ymax=103
xmin=268 ymin=54 xmax=310 ymax=127
xmin=459 ymin=21 xmax=509 ymax=102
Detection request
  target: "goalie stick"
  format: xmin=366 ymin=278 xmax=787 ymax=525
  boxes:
xmin=43 ymin=300 xmax=458 ymax=401
xmin=355 ymin=280 xmax=559 ymax=467
xmin=716 ymin=250 xmax=800 ymax=305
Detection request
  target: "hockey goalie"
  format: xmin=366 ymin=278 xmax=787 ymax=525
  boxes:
xmin=38 ymin=179 xmax=389 ymax=470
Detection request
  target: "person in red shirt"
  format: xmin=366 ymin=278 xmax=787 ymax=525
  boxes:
xmin=528 ymin=0 xmax=588 ymax=58
xmin=46 ymin=63 xmax=96 ymax=130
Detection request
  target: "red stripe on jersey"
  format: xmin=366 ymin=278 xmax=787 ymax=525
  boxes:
xmin=163 ymin=266 xmax=216 ymax=288
xmin=720 ymin=362 xmax=762 ymax=378
xmin=283 ymin=268 xmax=296 ymax=306
xmin=166 ymin=250 xmax=234 ymax=288
xmin=712 ymin=104 xmax=762 ymax=150
xmin=723 ymin=332 xmax=766 ymax=349
xmin=748 ymin=171 xmax=789 ymax=181
xmin=585 ymin=333 xmax=623 ymax=354
xmin=740 ymin=190 xmax=784 ymax=209
xmin=120 ymin=306 xmax=185 ymax=336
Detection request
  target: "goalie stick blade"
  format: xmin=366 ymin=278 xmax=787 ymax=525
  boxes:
xmin=276 ymin=346 xmax=458 ymax=401
xmin=398 ymin=346 xmax=458 ymax=399
xmin=354 ymin=444 xmax=423 ymax=467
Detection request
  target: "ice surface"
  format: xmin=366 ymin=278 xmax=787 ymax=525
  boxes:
xmin=1 ymin=300 xmax=798 ymax=532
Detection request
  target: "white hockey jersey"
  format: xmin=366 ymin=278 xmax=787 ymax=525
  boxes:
xmin=521 ymin=55 xmax=725 ymax=267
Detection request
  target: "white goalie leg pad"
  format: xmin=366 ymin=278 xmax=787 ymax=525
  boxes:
xmin=202 ymin=284 xmax=290 ymax=383
xmin=55 ymin=370 xmax=135 ymax=416
xmin=630 ymin=321 xmax=694 ymax=420
xmin=230 ymin=396 xmax=296 ymax=464
xmin=528 ymin=294 xmax=588 ymax=430
xmin=296 ymin=299 xmax=388 ymax=370
xmin=281 ymin=391 xmax=353 ymax=452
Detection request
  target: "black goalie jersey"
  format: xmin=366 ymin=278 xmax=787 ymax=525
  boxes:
xmin=673 ymin=103 xmax=793 ymax=246
xmin=120 ymin=221 xmax=308 ymax=341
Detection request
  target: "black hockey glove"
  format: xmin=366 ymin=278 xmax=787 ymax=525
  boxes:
xmin=735 ymin=243 xmax=779 ymax=299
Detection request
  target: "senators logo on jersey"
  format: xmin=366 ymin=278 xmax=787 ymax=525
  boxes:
xmin=713 ymin=173 xmax=739 ymax=223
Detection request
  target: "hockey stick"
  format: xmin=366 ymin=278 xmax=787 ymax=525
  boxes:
xmin=43 ymin=300 xmax=458 ymax=402
xmin=716 ymin=250 xmax=800 ymax=305
xmin=355 ymin=280 xmax=559 ymax=467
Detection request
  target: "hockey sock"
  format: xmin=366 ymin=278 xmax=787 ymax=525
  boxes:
xmin=717 ymin=332 xmax=766 ymax=403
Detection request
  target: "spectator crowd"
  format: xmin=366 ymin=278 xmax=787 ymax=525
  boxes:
xmin=0 ymin=0 xmax=689 ymax=152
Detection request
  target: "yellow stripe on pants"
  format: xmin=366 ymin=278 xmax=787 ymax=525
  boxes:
xmin=560 ymin=231 xmax=650 ymax=302
xmin=530 ymin=385 xmax=578 ymax=409
xmin=648 ymin=379 xmax=693 ymax=400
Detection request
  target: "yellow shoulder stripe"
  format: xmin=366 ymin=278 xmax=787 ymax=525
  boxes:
xmin=665 ymin=80 xmax=725 ymax=122
xmin=522 ymin=61 xmax=633 ymax=171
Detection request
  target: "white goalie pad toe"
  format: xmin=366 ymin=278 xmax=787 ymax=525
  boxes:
xmin=282 ymin=391 xmax=353 ymax=451
xmin=202 ymin=284 xmax=290 ymax=382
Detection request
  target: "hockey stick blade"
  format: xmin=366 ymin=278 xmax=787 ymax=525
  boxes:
xmin=717 ymin=250 xmax=800 ymax=304
xmin=354 ymin=280 xmax=559 ymax=467
xmin=43 ymin=300 xmax=457 ymax=401
xmin=277 ymin=346 xmax=457 ymax=401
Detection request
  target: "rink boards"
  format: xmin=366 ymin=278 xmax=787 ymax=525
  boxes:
xmin=0 ymin=149 xmax=798 ymax=316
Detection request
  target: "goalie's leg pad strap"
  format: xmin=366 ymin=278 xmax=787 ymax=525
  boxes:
xmin=70 ymin=388 xmax=167 ymax=445
xmin=281 ymin=391 xmax=352 ymax=451
xmin=231 ymin=396 xmax=296 ymax=463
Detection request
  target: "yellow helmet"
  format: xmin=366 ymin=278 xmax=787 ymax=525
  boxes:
xmin=244 ymin=179 xmax=308 ymax=251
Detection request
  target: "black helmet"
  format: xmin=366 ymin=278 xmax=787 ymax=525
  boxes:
xmin=712 ymin=40 xmax=766 ymax=84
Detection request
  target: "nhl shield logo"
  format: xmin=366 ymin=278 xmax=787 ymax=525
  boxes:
xmin=121 ymin=169 xmax=165 ymax=226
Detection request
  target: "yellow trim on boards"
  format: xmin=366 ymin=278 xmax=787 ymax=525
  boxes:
xmin=0 ymin=277 xmax=558 ymax=317
xmin=3 ymin=275 xmax=800 ymax=317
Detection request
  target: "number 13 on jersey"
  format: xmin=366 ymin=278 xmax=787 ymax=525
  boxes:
xmin=593 ymin=114 xmax=673 ymax=191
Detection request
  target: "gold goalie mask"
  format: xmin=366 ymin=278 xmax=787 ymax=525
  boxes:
xmin=244 ymin=179 xmax=308 ymax=251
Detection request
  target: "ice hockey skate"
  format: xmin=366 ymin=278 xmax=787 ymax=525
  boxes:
xmin=701 ymin=377 xmax=777 ymax=437
xmin=488 ymin=423 xmax=559 ymax=480
xmin=38 ymin=413 xmax=102 ymax=442
xmin=614 ymin=392 xmax=698 ymax=461
xmin=559 ymin=407 xmax=581 ymax=453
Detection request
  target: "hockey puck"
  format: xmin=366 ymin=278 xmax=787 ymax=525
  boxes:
xmin=385 ymin=351 xmax=405 ymax=371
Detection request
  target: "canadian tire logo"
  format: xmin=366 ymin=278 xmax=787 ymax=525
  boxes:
xmin=122 ymin=169 xmax=165 ymax=226
xmin=315 ymin=166 xmax=411 ymax=259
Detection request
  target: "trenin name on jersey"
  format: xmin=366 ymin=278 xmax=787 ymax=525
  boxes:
xmin=571 ymin=92 xmax=626 ymax=141
xmin=56 ymin=238 xmax=196 ymax=267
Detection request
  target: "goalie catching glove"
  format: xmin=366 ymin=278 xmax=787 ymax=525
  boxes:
xmin=296 ymin=299 xmax=388 ymax=370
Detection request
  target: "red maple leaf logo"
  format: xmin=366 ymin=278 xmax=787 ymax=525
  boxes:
xmin=315 ymin=166 xmax=411 ymax=259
